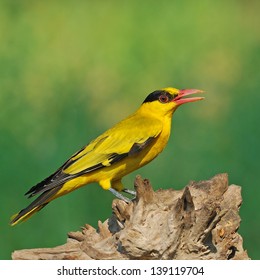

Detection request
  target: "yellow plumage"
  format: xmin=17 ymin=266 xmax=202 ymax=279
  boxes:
xmin=10 ymin=87 xmax=204 ymax=225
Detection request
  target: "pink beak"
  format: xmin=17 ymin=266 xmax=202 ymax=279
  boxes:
xmin=174 ymin=89 xmax=205 ymax=105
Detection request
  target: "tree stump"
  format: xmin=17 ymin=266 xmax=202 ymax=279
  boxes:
xmin=12 ymin=174 xmax=249 ymax=260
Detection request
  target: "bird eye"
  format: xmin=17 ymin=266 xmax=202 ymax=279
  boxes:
xmin=159 ymin=94 xmax=169 ymax=103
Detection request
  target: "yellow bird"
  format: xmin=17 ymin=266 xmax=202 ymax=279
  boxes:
xmin=10 ymin=87 xmax=204 ymax=225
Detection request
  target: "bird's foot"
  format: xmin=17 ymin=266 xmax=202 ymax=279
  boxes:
xmin=122 ymin=188 xmax=136 ymax=196
xmin=109 ymin=188 xmax=131 ymax=203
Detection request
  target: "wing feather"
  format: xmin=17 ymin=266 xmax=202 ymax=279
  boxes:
xmin=25 ymin=115 xmax=162 ymax=196
xmin=64 ymin=116 xmax=162 ymax=174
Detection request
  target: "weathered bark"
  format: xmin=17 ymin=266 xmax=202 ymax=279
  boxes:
xmin=12 ymin=174 xmax=249 ymax=260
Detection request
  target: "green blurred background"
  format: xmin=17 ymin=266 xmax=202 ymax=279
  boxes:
xmin=1 ymin=1 xmax=259 ymax=259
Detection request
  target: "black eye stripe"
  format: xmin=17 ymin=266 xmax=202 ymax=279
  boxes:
xmin=143 ymin=90 xmax=175 ymax=103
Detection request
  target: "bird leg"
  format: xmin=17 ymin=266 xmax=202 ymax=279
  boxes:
xmin=122 ymin=188 xmax=136 ymax=196
xmin=109 ymin=188 xmax=131 ymax=203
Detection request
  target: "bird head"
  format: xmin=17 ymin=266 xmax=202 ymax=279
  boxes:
xmin=141 ymin=87 xmax=204 ymax=117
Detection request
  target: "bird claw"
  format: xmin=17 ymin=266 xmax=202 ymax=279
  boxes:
xmin=109 ymin=188 xmax=131 ymax=203
xmin=109 ymin=188 xmax=136 ymax=203
xmin=122 ymin=188 xmax=136 ymax=196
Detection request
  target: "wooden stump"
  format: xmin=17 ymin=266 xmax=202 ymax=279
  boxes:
xmin=12 ymin=174 xmax=249 ymax=260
